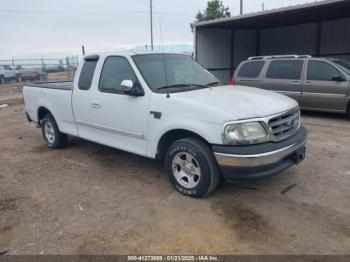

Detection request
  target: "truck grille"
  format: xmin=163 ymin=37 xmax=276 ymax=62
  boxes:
xmin=268 ymin=108 xmax=300 ymax=141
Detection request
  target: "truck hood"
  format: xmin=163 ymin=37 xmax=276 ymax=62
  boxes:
xmin=173 ymin=85 xmax=298 ymax=122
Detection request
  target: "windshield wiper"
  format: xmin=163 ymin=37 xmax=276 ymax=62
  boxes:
xmin=157 ymin=83 xmax=207 ymax=91
xmin=205 ymin=81 xmax=222 ymax=87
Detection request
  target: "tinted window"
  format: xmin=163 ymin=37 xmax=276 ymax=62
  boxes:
xmin=308 ymin=60 xmax=342 ymax=81
xmin=78 ymin=60 xmax=97 ymax=90
xmin=238 ymin=61 xmax=265 ymax=78
xmin=266 ymin=60 xmax=303 ymax=80
xmin=332 ymin=60 xmax=350 ymax=75
xmin=99 ymin=56 xmax=138 ymax=93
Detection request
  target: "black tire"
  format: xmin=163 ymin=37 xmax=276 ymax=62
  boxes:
xmin=41 ymin=113 xmax=67 ymax=149
xmin=164 ymin=137 xmax=220 ymax=198
xmin=0 ymin=76 xmax=5 ymax=85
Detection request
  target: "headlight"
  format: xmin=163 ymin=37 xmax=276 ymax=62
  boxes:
xmin=223 ymin=122 xmax=268 ymax=144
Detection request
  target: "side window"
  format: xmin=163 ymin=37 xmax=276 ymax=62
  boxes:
xmin=307 ymin=60 xmax=341 ymax=81
xmin=266 ymin=60 xmax=303 ymax=80
xmin=99 ymin=56 xmax=138 ymax=93
xmin=238 ymin=61 xmax=265 ymax=78
xmin=78 ymin=60 xmax=97 ymax=90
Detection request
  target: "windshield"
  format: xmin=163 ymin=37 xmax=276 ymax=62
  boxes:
xmin=132 ymin=54 xmax=220 ymax=93
xmin=332 ymin=59 xmax=350 ymax=75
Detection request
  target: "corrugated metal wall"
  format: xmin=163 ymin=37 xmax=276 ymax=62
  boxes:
xmin=195 ymin=17 xmax=350 ymax=83
xmin=196 ymin=28 xmax=232 ymax=83
xmin=260 ymin=23 xmax=318 ymax=55
xmin=233 ymin=29 xmax=257 ymax=67
xmin=196 ymin=28 xmax=231 ymax=68
xmin=320 ymin=17 xmax=350 ymax=61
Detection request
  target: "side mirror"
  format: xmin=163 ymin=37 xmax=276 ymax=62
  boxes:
xmin=332 ymin=74 xmax=346 ymax=82
xmin=120 ymin=79 xmax=145 ymax=97
xmin=120 ymin=80 xmax=134 ymax=93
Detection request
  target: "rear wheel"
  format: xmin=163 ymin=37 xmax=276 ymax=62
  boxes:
xmin=164 ymin=137 xmax=220 ymax=198
xmin=41 ymin=113 xmax=67 ymax=149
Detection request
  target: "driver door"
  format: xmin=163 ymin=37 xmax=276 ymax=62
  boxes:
xmin=73 ymin=56 xmax=150 ymax=156
xmin=301 ymin=60 xmax=348 ymax=111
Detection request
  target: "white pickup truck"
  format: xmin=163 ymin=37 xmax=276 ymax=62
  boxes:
xmin=23 ymin=51 xmax=307 ymax=197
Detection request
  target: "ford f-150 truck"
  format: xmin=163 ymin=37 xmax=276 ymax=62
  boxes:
xmin=23 ymin=51 xmax=307 ymax=197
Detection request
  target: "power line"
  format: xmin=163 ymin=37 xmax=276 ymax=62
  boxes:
xmin=0 ymin=9 xmax=193 ymax=17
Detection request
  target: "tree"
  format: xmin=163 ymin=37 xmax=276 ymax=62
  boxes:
xmin=195 ymin=0 xmax=231 ymax=22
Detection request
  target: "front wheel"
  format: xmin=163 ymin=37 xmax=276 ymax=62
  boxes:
xmin=164 ymin=137 xmax=220 ymax=198
xmin=41 ymin=113 xmax=67 ymax=149
xmin=0 ymin=76 xmax=5 ymax=85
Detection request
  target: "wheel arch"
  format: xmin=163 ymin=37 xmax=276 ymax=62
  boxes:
xmin=156 ymin=128 xmax=210 ymax=160
xmin=37 ymin=106 xmax=53 ymax=125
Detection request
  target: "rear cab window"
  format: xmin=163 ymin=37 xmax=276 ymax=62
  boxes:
xmin=237 ymin=61 xmax=265 ymax=78
xmin=78 ymin=58 xmax=98 ymax=90
xmin=266 ymin=59 xmax=304 ymax=80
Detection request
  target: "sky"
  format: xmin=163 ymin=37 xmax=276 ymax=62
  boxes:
xmin=0 ymin=0 xmax=321 ymax=59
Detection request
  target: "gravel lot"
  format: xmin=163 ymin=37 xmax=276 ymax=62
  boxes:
xmin=0 ymin=103 xmax=349 ymax=255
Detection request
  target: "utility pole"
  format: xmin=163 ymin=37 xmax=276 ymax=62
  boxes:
xmin=262 ymin=2 xmax=265 ymax=11
xmin=82 ymin=45 xmax=85 ymax=56
xmin=240 ymin=0 xmax=243 ymax=15
xmin=150 ymin=0 xmax=154 ymax=51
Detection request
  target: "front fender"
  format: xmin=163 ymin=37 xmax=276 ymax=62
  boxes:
xmin=147 ymin=117 xmax=222 ymax=158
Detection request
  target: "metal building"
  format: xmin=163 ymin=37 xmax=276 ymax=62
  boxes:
xmin=192 ymin=0 xmax=350 ymax=83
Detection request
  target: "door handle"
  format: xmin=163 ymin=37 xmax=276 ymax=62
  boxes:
xmin=292 ymin=82 xmax=300 ymax=85
xmin=91 ymin=101 xmax=101 ymax=109
xmin=304 ymin=81 xmax=311 ymax=85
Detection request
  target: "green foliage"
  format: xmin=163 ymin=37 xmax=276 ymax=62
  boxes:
xmin=196 ymin=0 xmax=231 ymax=22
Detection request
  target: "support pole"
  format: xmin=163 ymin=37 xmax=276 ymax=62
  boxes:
xmin=240 ymin=0 xmax=243 ymax=15
xmin=150 ymin=0 xmax=154 ymax=51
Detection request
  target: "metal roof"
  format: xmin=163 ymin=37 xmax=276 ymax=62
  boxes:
xmin=192 ymin=0 xmax=350 ymax=29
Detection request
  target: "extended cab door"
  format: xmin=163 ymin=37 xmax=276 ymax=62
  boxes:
xmin=261 ymin=59 xmax=304 ymax=104
xmin=301 ymin=59 xmax=349 ymax=111
xmin=72 ymin=55 xmax=150 ymax=156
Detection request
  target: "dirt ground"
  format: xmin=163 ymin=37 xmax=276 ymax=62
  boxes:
xmin=0 ymin=103 xmax=349 ymax=255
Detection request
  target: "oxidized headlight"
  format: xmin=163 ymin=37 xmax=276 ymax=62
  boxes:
xmin=223 ymin=122 xmax=268 ymax=144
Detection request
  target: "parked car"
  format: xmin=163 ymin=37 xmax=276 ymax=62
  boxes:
xmin=45 ymin=65 xmax=66 ymax=73
xmin=23 ymin=52 xmax=307 ymax=197
xmin=0 ymin=65 xmax=16 ymax=84
xmin=16 ymin=67 xmax=45 ymax=82
xmin=232 ymin=55 xmax=350 ymax=115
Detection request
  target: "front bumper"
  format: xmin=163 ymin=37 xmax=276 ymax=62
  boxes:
xmin=213 ymin=126 xmax=307 ymax=182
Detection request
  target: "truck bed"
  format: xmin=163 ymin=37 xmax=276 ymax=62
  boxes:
xmin=23 ymin=81 xmax=78 ymax=136
xmin=25 ymin=81 xmax=73 ymax=90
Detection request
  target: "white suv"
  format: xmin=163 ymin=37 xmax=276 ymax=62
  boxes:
xmin=0 ymin=65 xmax=17 ymax=84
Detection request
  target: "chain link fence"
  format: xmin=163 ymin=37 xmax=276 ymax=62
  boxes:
xmin=0 ymin=55 xmax=79 ymax=84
